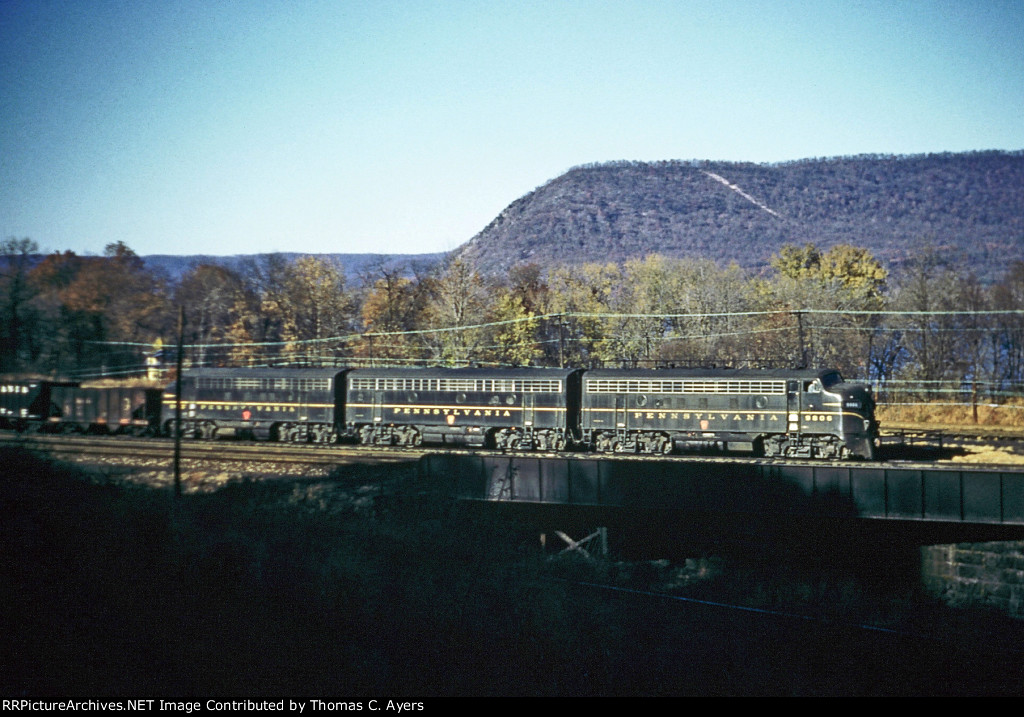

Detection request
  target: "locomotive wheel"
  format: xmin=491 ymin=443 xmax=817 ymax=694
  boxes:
xmin=751 ymin=437 xmax=766 ymax=458
xmin=197 ymin=422 xmax=217 ymax=440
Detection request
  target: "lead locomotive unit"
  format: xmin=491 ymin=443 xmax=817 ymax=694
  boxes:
xmin=581 ymin=368 xmax=877 ymax=459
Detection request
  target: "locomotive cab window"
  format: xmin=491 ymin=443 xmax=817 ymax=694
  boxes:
xmin=821 ymin=372 xmax=842 ymax=389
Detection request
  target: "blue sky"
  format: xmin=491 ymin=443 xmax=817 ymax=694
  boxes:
xmin=2 ymin=0 xmax=1022 ymax=257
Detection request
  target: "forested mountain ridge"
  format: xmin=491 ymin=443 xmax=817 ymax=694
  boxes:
xmin=455 ymin=151 xmax=1024 ymax=281
xmin=141 ymin=252 xmax=445 ymax=283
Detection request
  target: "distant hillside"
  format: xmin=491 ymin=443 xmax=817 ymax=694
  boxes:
xmin=141 ymin=252 xmax=445 ymax=283
xmin=454 ymin=151 xmax=1024 ymax=281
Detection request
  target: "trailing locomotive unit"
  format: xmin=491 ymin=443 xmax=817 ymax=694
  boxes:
xmin=164 ymin=367 xmax=349 ymax=442
xmin=345 ymin=367 xmax=582 ymax=449
xmin=582 ymin=368 xmax=878 ymax=459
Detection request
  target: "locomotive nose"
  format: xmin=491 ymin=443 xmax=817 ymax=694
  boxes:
xmin=840 ymin=384 xmax=872 ymax=411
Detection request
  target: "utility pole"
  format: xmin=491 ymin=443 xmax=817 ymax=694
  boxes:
xmin=795 ymin=310 xmax=808 ymax=369
xmin=558 ymin=316 xmax=565 ymax=368
xmin=173 ymin=306 xmax=185 ymax=498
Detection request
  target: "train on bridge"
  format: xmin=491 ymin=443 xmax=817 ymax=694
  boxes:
xmin=0 ymin=365 xmax=878 ymax=460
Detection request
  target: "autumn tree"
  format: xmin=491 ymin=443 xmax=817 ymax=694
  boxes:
xmin=174 ymin=264 xmax=258 ymax=366
xmin=277 ymin=256 xmax=354 ymax=364
xmin=419 ymin=258 xmax=490 ymax=365
xmin=357 ymin=264 xmax=426 ymax=363
xmin=24 ymin=243 xmax=169 ymax=375
xmin=761 ymin=243 xmax=888 ymax=375
xmin=543 ymin=262 xmax=621 ymax=367
xmin=0 ymin=238 xmax=41 ymax=372
xmin=479 ymin=263 xmax=550 ymax=367
xmin=484 ymin=290 xmax=541 ymax=367
xmin=992 ymin=261 xmax=1024 ymax=389
xmin=891 ymin=245 xmax=962 ymax=398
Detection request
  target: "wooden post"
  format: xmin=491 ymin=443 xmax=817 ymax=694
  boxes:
xmin=173 ymin=306 xmax=185 ymax=498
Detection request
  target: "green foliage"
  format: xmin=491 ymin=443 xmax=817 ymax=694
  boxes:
xmin=486 ymin=290 xmax=541 ymax=366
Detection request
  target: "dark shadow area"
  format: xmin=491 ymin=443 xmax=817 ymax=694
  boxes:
xmin=3 ymin=447 xmax=1024 ymax=697
xmin=877 ymin=441 xmax=971 ymax=462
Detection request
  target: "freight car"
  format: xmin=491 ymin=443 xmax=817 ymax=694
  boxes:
xmin=0 ymin=379 xmax=161 ymax=435
xmin=50 ymin=385 xmax=162 ymax=435
xmin=0 ymin=379 xmax=71 ymax=430
xmin=581 ymin=368 xmax=877 ymax=459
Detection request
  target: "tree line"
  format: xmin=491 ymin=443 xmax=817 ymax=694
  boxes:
xmin=3 ymin=237 xmax=1024 ymax=406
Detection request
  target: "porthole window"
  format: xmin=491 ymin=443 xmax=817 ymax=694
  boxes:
xmin=635 ymin=394 xmax=648 ymax=407
xmin=506 ymin=394 xmax=517 ymax=405
xmin=408 ymin=392 xmax=418 ymax=402
xmin=456 ymin=393 xmax=467 ymax=404
xmin=755 ymin=396 xmax=768 ymax=409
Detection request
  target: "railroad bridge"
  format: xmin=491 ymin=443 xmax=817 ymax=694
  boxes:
xmin=417 ymin=453 xmax=1024 ymax=616
xmin=418 ymin=453 xmax=1024 ymax=528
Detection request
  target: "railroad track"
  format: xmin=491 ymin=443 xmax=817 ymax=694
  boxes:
xmin=0 ymin=433 xmax=425 ymax=468
xmin=2 ymin=428 xmax=1020 ymax=473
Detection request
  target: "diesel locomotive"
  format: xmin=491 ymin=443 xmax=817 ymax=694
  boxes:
xmin=581 ymin=368 xmax=877 ymax=460
xmin=2 ymin=365 xmax=879 ymax=460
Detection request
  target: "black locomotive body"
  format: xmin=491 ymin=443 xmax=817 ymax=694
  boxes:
xmin=164 ymin=367 xmax=349 ymax=442
xmin=581 ymin=368 xmax=877 ymax=459
xmin=345 ymin=367 xmax=583 ymax=450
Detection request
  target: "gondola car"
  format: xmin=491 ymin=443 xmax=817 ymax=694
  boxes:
xmin=581 ymin=368 xmax=877 ymax=459
xmin=164 ymin=367 xmax=349 ymax=442
xmin=345 ymin=367 xmax=583 ymax=449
